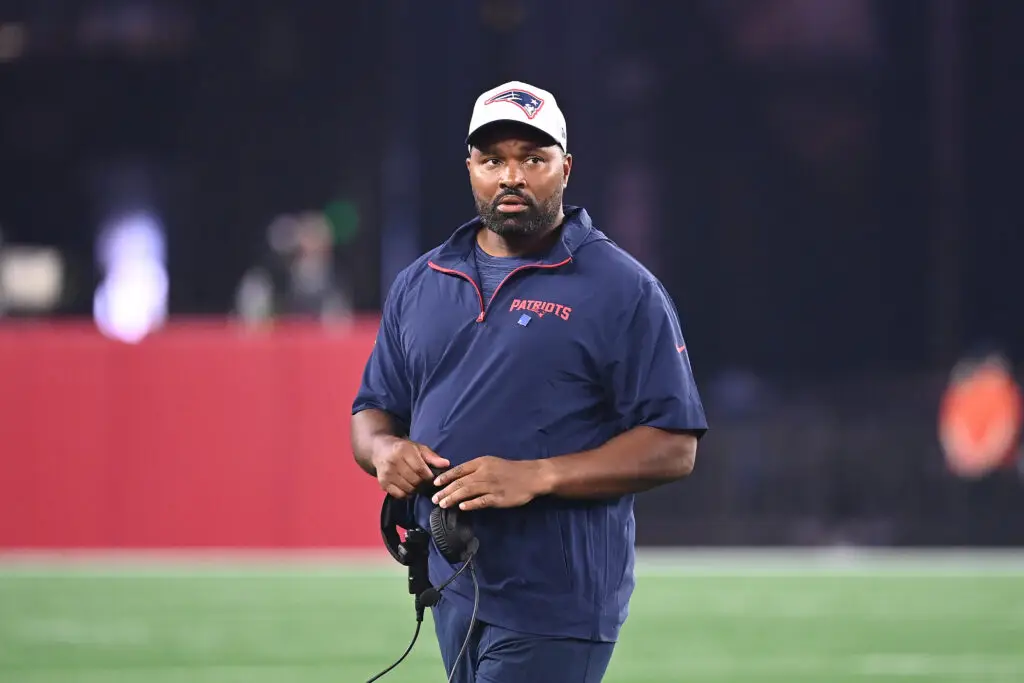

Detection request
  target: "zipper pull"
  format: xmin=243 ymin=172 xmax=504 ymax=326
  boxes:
xmin=476 ymin=312 xmax=485 ymax=323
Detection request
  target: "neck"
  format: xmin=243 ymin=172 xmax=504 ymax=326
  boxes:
xmin=477 ymin=209 xmax=565 ymax=257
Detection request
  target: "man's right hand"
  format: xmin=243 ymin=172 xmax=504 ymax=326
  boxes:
xmin=371 ymin=436 xmax=450 ymax=499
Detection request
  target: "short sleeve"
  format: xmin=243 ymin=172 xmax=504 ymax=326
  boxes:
xmin=606 ymin=279 xmax=708 ymax=438
xmin=351 ymin=276 xmax=413 ymax=431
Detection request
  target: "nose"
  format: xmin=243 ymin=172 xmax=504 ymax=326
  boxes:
xmin=498 ymin=162 xmax=526 ymax=190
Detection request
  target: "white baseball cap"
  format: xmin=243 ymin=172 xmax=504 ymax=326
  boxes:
xmin=466 ymin=80 xmax=568 ymax=152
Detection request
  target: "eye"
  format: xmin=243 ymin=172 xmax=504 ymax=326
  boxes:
xmin=483 ymin=158 xmax=502 ymax=167
xmin=525 ymin=156 xmax=544 ymax=165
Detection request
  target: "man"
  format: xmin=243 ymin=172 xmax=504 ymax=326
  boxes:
xmin=351 ymin=80 xmax=707 ymax=683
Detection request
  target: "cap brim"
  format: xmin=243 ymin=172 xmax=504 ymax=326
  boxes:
xmin=466 ymin=119 xmax=561 ymax=149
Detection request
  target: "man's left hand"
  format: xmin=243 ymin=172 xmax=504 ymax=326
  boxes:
xmin=431 ymin=456 xmax=548 ymax=511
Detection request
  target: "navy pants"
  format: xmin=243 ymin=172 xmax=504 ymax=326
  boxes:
xmin=432 ymin=598 xmax=615 ymax=683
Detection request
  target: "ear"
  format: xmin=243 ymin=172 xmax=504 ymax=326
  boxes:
xmin=562 ymin=153 xmax=573 ymax=188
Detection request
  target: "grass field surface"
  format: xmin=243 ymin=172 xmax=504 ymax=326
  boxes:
xmin=1 ymin=550 xmax=1022 ymax=683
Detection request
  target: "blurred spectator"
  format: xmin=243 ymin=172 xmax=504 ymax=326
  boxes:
xmin=235 ymin=211 xmax=354 ymax=326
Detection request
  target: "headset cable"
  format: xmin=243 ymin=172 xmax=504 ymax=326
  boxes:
xmin=366 ymin=551 xmax=479 ymax=683
xmin=446 ymin=560 xmax=479 ymax=683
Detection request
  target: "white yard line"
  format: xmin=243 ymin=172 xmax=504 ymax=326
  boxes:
xmin=1 ymin=547 xmax=1023 ymax=577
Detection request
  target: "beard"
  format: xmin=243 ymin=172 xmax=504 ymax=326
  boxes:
xmin=475 ymin=187 xmax=562 ymax=238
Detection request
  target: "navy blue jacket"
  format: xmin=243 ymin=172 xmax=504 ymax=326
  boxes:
xmin=353 ymin=206 xmax=707 ymax=642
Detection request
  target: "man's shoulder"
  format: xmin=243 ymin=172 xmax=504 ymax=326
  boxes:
xmin=394 ymin=251 xmax=434 ymax=283
xmin=573 ymin=233 xmax=663 ymax=298
xmin=388 ymin=246 xmax=446 ymax=294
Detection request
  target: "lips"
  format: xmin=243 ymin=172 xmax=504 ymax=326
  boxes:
xmin=496 ymin=200 xmax=529 ymax=214
xmin=493 ymin=194 xmax=530 ymax=214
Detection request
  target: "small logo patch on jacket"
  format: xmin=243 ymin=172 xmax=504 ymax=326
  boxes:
xmin=510 ymin=299 xmax=572 ymax=321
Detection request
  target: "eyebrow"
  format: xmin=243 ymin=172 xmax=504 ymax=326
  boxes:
xmin=476 ymin=144 xmax=552 ymax=156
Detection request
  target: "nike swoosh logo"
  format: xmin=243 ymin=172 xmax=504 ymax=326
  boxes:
xmin=676 ymin=345 xmax=686 ymax=353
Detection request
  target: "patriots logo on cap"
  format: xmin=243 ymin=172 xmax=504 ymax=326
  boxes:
xmin=485 ymin=89 xmax=544 ymax=119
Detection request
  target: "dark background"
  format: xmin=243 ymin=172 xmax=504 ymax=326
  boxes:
xmin=2 ymin=0 xmax=1022 ymax=546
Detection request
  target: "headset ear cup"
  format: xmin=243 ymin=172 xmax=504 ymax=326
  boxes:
xmin=380 ymin=496 xmax=406 ymax=565
xmin=428 ymin=506 xmax=455 ymax=562
xmin=429 ymin=506 xmax=475 ymax=564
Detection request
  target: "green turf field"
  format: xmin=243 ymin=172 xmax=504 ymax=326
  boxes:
xmin=1 ymin=551 xmax=1022 ymax=683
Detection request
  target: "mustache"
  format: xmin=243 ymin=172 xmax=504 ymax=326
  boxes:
xmin=491 ymin=190 xmax=535 ymax=209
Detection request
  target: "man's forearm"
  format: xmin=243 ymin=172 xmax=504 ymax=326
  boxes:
xmin=351 ymin=408 xmax=405 ymax=476
xmin=535 ymin=426 xmax=698 ymax=500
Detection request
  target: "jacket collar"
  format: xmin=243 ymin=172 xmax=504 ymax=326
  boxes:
xmin=430 ymin=205 xmax=594 ymax=270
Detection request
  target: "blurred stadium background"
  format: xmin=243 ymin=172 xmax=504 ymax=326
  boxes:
xmin=2 ymin=1 xmax=1023 ymax=681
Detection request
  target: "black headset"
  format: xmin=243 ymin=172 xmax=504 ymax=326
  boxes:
xmin=369 ymin=466 xmax=480 ymax=683
xmin=380 ymin=472 xmax=479 ymax=572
